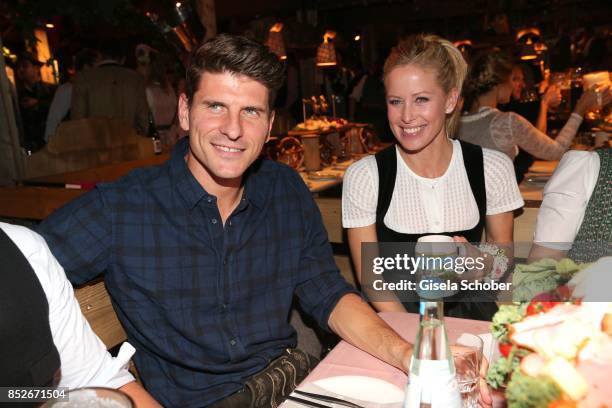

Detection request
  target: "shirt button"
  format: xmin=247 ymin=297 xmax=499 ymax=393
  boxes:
xmin=211 ymin=218 xmax=218 ymax=224
xmin=230 ymin=339 xmax=237 ymax=346
xmin=207 ymin=197 xmax=212 ymax=203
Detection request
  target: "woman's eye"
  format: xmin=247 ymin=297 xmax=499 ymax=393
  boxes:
xmin=388 ymin=99 xmax=402 ymax=106
xmin=415 ymin=96 xmax=429 ymax=103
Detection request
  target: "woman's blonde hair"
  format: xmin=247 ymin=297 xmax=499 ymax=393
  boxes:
xmin=383 ymin=34 xmax=467 ymax=137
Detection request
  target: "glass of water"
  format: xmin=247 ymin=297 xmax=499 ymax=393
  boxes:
xmin=453 ymin=334 xmax=483 ymax=408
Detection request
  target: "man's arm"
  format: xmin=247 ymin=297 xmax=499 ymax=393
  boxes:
xmin=38 ymin=188 xmax=112 ymax=285
xmin=120 ymin=382 xmax=162 ymax=408
xmin=328 ymin=293 xmax=412 ymax=372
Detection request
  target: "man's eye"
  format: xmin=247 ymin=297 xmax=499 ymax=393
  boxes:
xmin=244 ymin=108 xmax=260 ymax=117
xmin=208 ymin=103 xmax=223 ymax=112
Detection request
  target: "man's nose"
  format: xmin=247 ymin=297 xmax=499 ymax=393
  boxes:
xmin=219 ymin=112 xmax=242 ymax=140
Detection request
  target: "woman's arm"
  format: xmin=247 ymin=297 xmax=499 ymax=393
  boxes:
xmin=507 ymin=87 xmax=609 ymax=160
xmin=505 ymin=111 xmax=579 ymax=160
xmin=347 ymin=225 xmax=406 ymax=313
xmin=485 ymin=211 xmax=515 ymax=279
xmin=485 ymin=211 xmax=514 ymax=244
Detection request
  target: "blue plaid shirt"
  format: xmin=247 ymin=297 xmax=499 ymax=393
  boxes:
xmin=38 ymin=138 xmax=355 ymax=407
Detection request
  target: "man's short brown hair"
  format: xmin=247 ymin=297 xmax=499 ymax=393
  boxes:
xmin=185 ymin=34 xmax=285 ymax=109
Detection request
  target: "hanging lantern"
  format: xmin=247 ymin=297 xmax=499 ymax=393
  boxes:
xmin=266 ymin=23 xmax=286 ymax=60
xmin=316 ymin=31 xmax=337 ymax=67
xmin=453 ymin=39 xmax=473 ymax=58
xmin=516 ymin=28 xmax=540 ymax=61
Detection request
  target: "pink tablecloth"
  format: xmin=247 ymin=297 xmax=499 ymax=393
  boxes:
xmin=303 ymin=312 xmax=491 ymax=390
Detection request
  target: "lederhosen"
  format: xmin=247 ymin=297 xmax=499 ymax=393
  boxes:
xmin=375 ymin=141 xmax=497 ymax=321
xmin=0 ymin=228 xmax=61 ymax=389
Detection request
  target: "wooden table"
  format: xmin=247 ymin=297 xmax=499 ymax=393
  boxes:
xmin=518 ymin=160 xmax=559 ymax=206
xmin=24 ymin=153 xmax=170 ymax=185
xmin=0 ymin=154 xmax=351 ymax=221
xmin=0 ymin=154 xmax=169 ymax=221
xmin=287 ymin=123 xmax=366 ymax=137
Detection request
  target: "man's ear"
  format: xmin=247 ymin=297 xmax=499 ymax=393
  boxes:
xmin=266 ymin=110 xmax=275 ymax=143
xmin=445 ymin=88 xmax=460 ymax=114
xmin=178 ymin=93 xmax=190 ymax=132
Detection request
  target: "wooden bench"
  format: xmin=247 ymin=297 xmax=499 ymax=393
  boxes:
xmin=74 ymin=280 xmax=127 ymax=350
xmin=74 ymin=280 xmax=141 ymax=381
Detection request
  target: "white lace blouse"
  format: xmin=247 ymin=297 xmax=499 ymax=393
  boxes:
xmin=342 ymin=140 xmax=524 ymax=234
xmin=458 ymin=107 xmax=583 ymax=160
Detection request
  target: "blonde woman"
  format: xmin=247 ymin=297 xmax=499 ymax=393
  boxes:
xmin=342 ymin=34 xmax=524 ymax=320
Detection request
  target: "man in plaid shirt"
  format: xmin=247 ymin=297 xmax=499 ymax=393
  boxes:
xmin=39 ymin=34 xmax=415 ymax=407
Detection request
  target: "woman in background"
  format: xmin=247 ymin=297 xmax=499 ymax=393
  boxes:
xmin=458 ymin=51 xmax=609 ymax=160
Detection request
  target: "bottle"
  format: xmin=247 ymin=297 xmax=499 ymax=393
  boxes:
xmin=148 ymin=113 xmax=162 ymax=155
xmin=404 ymin=301 xmax=461 ymax=408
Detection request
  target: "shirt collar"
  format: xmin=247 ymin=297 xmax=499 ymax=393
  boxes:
xmin=169 ymin=137 xmax=271 ymax=210
xmin=241 ymin=160 xmax=270 ymax=210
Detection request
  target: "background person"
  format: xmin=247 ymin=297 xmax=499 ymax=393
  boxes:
xmin=500 ymin=63 xmax=562 ymax=181
xmin=0 ymin=222 xmax=160 ymax=407
xmin=71 ymin=40 xmax=149 ymax=134
xmin=14 ymin=52 xmax=56 ymax=152
xmin=529 ymin=148 xmax=611 ymax=263
xmin=44 ymin=48 xmax=100 ymax=142
xmin=458 ymin=50 xmax=610 ymax=161
xmin=144 ymin=51 xmax=180 ymax=148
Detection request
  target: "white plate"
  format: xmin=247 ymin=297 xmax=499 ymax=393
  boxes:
xmin=312 ymin=375 xmax=404 ymax=403
xmin=307 ymin=172 xmax=341 ymax=181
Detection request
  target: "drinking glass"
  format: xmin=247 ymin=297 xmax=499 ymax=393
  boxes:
xmin=415 ymin=235 xmax=459 ymax=299
xmin=453 ymin=333 xmax=484 ymax=408
xmin=551 ymin=71 xmax=571 ymax=112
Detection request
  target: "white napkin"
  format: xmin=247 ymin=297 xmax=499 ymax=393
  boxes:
xmin=570 ymin=257 xmax=612 ymax=302
xmin=283 ymin=382 xmax=402 ymax=408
